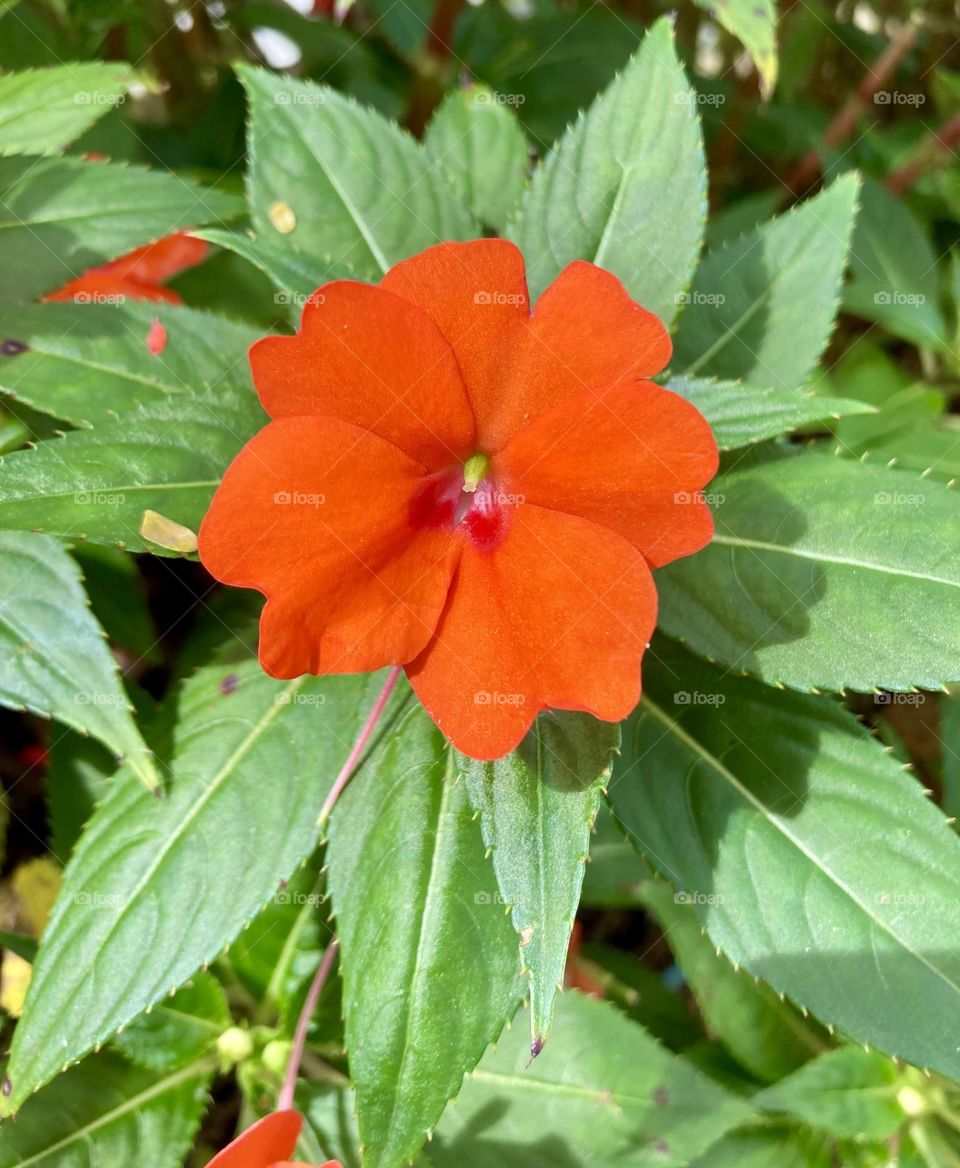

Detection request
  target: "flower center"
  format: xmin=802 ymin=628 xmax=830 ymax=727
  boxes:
xmin=409 ymin=452 xmax=509 ymax=552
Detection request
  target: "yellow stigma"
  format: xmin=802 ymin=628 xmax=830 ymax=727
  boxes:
xmin=462 ymin=453 xmax=489 ymax=493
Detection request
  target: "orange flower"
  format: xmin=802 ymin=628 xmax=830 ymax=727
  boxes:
xmin=199 ymin=241 xmax=717 ymax=759
xmin=205 ymin=1110 xmax=341 ymax=1168
xmin=45 ymin=231 xmax=208 ymax=305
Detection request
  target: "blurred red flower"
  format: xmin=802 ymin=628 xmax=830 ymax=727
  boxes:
xmin=199 ymin=240 xmax=717 ymax=759
xmin=205 ymin=1110 xmax=341 ymax=1168
xmin=45 ymin=231 xmax=208 ymax=306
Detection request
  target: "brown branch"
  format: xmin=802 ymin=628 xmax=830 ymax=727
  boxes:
xmin=886 ymin=112 xmax=960 ymax=195
xmin=786 ymin=23 xmax=917 ymax=196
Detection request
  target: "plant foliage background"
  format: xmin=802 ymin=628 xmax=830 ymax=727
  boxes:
xmin=0 ymin=0 xmax=959 ymax=1165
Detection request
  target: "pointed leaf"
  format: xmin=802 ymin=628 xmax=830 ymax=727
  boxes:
xmin=666 ymin=375 xmax=873 ymax=450
xmin=424 ymin=86 xmax=529 ymax=231
xmin=508 ymin=17 xmax=707 ymax=325
xmin=608 ymin=642 xmax=960 ymax=1081
xmin=0 ymin=63 xmax=132 ymax=155
xmin=0 ymin=301 xmax=260 ymax=427
xmin=327 ymin=697 xmax=522 ymax=1168
xmin=428 ymin=991 xmax=754 ymax=1167
xmin=673 ymin=175 xmax=859 ymax=391
xmin=0 ymin=1051 xmax=213 ymax=1165
xmin=0 ymin=154 xmax=243 ymax=302
xmin=692 ymin=0 xmax=777 ymax=98
xmin=458 ymin=712 xmax=616 ymax=1050
xmin=239 ymin=65 xmax=474 ymax=279
xmin=658 ymin=449 xmax=960 ymax=691
xmin=0 ymin=531 xmax=156 ymax=788
xmin=0 ymin=390 xmax=264 ymax=554
xmin=1 ymin=658 xmax=380 ymax=1111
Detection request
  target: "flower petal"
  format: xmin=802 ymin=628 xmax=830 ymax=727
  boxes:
xmin=103 ymin=231 xmax=208 ymax=283
xmin=44 ymin=273 xmax=182 ymax=304
xmin=381 ymin=244 xmax=671 ymax=451
xmin=249 ymin=281 xmax=475 ymax=468
xmin=406 ymin=505 xmax=657 ymax=759
xmin=497 ymin=380 xmax=718 ymax=568
xmin=379 ymin=239 xmax=531 ymax=450
xmin=206 ymin=1111 xmax=302 ymax=1168
xmin=198 ymin=417 xmax=458 ymax=675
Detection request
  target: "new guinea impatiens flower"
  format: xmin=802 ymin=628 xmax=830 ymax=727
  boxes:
xmin=198 ymin=240 xmax=718 ymax=759
xmin=205 ymin=1110 xmax=341 ymax=1168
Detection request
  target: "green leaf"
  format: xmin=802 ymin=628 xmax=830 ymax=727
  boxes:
xmin=1 ymin=658 xmax=379 ymax=1112
xmin=0 ymin=928 xmax=37 ymax=962
xmin=298 ymin=1081 xmax=361 ymax=1168
xmin=0 ymin=531 xmax=156 ymax=789
xmin=226 ymin=860 xmax=325 ymax=1022
xmin=666 ymin=375 xmax=873 ymax=449
xmin=673 ymin=175 xmax=859 ymax=391
xmin=608 ymin=641 xmax=960 ymax=1081
xmin=658 ymin=449 xmax=960 ymax=691
xmin=72 ymin=544 xmax=158 ymax=663
xmin=112 ymin=974 xmax=230 ymax=1073
xmin=508 ymin=17 xmax=706 ymax=325
xmin=0 ymin=1051 xmax=213 ymax=1165
xmin=692 ymin=0 xmax=778 ymax=98
xmin=327 ymin=697 xmax=522 ymax=1168
xmin=424 ymin=86 xmax=529 ymax=231
xmin=0 ymin=63 xmax=132 ymax=156
xmin=46 ymin=730 xmax=115 ymax=861
xmin=458 ymin=712 xmax=616 ymax=1050
xmin=0 ymin=301 xmax=261 ymax=427
xmin=195 ymin=227 xmax=349 ymax=321
xmin=842 ymin=177 xmax=949 ymax=351
xmin=239 ymin=65 xmax=474 ymax=279
xmin=0 ymin=389 xmax=264 ymax=554
xmin=638 ymin=878 xmax=827 ymax=1081
xmin=427 ymin=991 xmax=754 ymax=1167
xmin=0 ymin=154 xmax=243 ymax=303
xmin=691 ymin=1127 xmax=833 ymax=1168
xmin=755 ymin=1048 xmax=904 ymax=1140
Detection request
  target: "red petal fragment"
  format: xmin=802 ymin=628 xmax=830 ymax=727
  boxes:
xmin=146 ymin=317 xmax=168 ymax=356
xmin=497 ymin=380 xmax=718 ymax=568
xmin=406 ymin=505 xmax=657 ymax=759
xmin=249 ymin=280 xmax=475 ymax=468
xmin=198 ymin=417 xmax=459 ymax=676
xmin=205 ymin=1111 xmax=303 ymax=1168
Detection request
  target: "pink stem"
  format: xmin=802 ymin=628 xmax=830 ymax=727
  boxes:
xmin=278 ymin=937 xmax=339 ymax=1111
xmin=318 ymin=665 xmax=402 ymax=826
